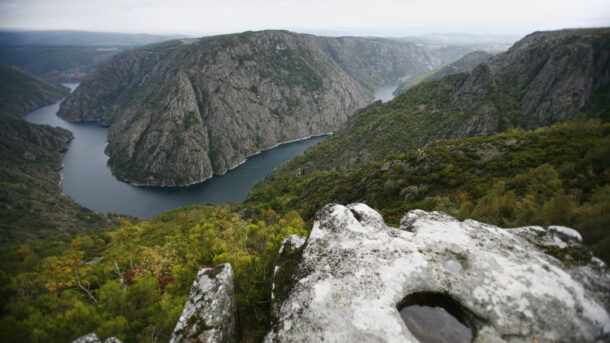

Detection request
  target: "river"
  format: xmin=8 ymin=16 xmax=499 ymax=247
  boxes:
xmin=24 ymin=83 xmax=397 ymax=218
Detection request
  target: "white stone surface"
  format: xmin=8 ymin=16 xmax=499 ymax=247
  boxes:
xmin=548 ymin=225 xmax=583 ymax=242
xmin=71 ymin=333 xmax=122 ymax=343
xmin=170 ymin=263 xmax=238 ymax=343
xmin=264 ymin=203 xmax=610 ymax=343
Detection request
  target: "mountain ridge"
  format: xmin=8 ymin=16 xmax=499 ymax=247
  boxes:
xmin=58 ymin=30 xmax=455 ymax=187
xmin=264 ymin=28 xmax=610 ymax=175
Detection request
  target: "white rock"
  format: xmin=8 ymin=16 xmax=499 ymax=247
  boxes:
xmin=71 ymin=334 xmax=122 ymax=343
xmin=170 ymin=263 xmax=239 ymax=343
xmin=271 ymin=234 xmax=307 ymax=321
xmin=548 ymin=225 xmax=583 ymax=242
xmin=71 ymin=333 xmax=101 ymax=343
xmin=264 ymin=203 xmax=610 ymax=343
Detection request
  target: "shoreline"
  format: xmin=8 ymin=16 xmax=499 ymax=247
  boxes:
xmin=116 ymin=132 xmax=331 ymax=188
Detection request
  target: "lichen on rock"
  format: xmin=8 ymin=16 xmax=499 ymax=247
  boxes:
xmin=170 ymin=263 xmax=239 ymax=343
xmin=71 ymin=333 xmax=122 ymax=343
xmin=270 ymin=234 xmax=307 ymax=322
xmin=265 ymin=203 xmax=610 ymax=342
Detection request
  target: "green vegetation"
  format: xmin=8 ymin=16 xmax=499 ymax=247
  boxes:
xmin=271 ymin=73 xmax=472 ymax=173
xmin=0 ymin=65 xmax=69 ymax=116
xmin=0 ymin=204 xmax=306 ymax=342
xmin=2 ymin=28 xmax=609 ymax=342
xmin=247 ymin=120 xmax=610 ymax=262
xmin=269 ymin=29 xmax=610 ymax=176
xmin=137 ymin=40 xmax=183 ymax=52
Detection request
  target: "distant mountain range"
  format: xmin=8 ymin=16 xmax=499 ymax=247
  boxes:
xmin=0 ymin=30 xmax=187 ymax=82
xmin=398 ymin=32 xmax=520 ymax=46
xmin=0 ymin=30 xmax=186 ymax=47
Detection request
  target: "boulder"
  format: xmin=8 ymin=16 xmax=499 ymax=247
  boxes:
xmin=170 ymin=263 xmax=239 ymax=343
xmin=264 ymin=203 xmax=610 ymax=342
xmin=270 ymin=234 xmax=307 ymax=321
xmin=72 ymin=333 xmax=101 ymax=343
xmin=71 ymin=333 xmax=122 ymax=343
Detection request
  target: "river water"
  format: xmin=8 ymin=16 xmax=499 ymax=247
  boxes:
xmin=24 ymin=83 xmax=397 ymax=218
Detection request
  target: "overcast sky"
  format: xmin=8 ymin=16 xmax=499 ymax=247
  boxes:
xmin=1 ymin=0 xmax=609 ymax=37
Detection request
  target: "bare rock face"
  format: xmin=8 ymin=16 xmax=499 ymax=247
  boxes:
xmin=271 ymin=28 xmax=610 ymax=174
xmin=265 ymin=203 xmax=610 ymax=343
xmin=58 ymin=30 xmax=443 ymax=187
xmin=170 ymin=263 xmax=239 ymax=343
xmin=71 ymin=333 xmax=122 ymax=343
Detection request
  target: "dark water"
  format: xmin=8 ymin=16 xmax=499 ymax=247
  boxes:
xmin=23 ymin=83 xmax=396 ymax=219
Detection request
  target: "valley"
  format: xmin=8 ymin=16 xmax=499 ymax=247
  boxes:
xmin=58 ymin=30 xmax=466 ymax=187
xmin=0 ymin=26 xmax=609 ymax=343
xmin=22 ymin=82 xmax=396 ymax=218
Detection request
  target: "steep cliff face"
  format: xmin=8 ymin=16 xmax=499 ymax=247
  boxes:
xmin=268 ymin=28 xmax=610 ymax=173
xmin=58 ymin=31 xmax=441 ymax=186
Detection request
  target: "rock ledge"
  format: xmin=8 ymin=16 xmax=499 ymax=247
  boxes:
xmin=265 ymin=203 xmax=610 ymax=343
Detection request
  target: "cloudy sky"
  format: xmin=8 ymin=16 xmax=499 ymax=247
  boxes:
xmin=1 ymin=0 xmax=609 ymax=37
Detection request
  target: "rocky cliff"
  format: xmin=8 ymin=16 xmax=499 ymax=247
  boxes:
xmin=58 ymin=30 xmax=445 ymax=186
xmin=264 ymin=204 xmax=609 ymax=342
xmin=267 ymin=28 xmax=610 ymax=173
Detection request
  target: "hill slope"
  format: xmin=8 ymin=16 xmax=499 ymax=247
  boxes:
xmin=0 ymin=30 xmax=187 ymax=82
xmin=247 ymin=120 xmax=610 ymax=262
xmin=394 ymin=50 xmax=495 ymax=93
xmin=269 ymin=28 xmax=610 ymax=174
xmin=0 ymin=30 xmax=185 ymax=47
xmin=57 ymin=30 xmax=451 ymax=187
xmin=0 ymin=66 xmax=126 ymax=245
xmin=0 ymin=65 xmax=69 ymax=115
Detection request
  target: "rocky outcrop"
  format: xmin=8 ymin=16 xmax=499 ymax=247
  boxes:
xmin=71 ymin=333 xmax=121 ymax=343
xmin=265 ymin=203 xmax=610 ymax=342
xmin=270 ymin=234 xmax=307 ymax=321
xmin=447 ymin=28 xmax=610 ymax=131
xmin=267 ymin=28 xmax=610 ymax=174
xmin=170 ymin=263 xmax=239 ymax=343
xmin=57 ymin=30 xmax=447 ymax=186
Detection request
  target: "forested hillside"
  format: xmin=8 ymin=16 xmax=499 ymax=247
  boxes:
xmin=0 ymin=66 xmax=129 ymax=244
xmin=57 ymin=30 xmax=459 ymax=187
xmin=271 ymin=28 xmax=610 ymax=173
